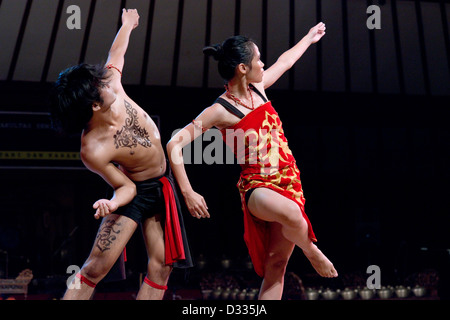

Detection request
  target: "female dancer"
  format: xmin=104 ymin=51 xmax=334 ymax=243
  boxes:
xmin=167 ymin=22 xmax=337 ymax=300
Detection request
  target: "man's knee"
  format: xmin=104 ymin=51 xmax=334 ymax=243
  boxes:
xmin=81 ymin=259 xmax=111 ymax=282
xmin=147 ymin=259 xmax=172 ymax=279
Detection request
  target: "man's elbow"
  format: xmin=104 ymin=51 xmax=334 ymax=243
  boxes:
xmin=127 ymin=183 xmax=137 ymax=198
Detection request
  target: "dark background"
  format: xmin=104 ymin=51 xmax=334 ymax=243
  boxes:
xmin=0 ymin=0 xmax=449 ymax=299
xmin=1 ymin=83 xmax=448 ymax=298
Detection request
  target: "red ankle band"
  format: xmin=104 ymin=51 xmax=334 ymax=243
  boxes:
xmin=76 ymin=272 xmax=97 ymax=288
xmin=144 ymin=277 xmax=168 ymax=290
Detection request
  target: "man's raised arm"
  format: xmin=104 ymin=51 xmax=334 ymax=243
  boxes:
xmin=105 ymin=8 xmax=140 ymax=79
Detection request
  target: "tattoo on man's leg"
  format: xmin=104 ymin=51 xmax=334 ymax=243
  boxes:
xmin=95 ymin=218 xmax=122 ymax=252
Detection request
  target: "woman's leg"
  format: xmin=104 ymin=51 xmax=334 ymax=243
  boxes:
xmin=259 ymin=222 xmax=295 ymax=300
xmin=247 ymin=188 xmax=337 ymax=278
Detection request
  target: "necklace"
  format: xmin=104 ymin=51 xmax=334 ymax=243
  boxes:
xmin=224 ymin=84 xmax=254 ymax=110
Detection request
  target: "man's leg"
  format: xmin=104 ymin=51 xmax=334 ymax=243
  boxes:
xmin=136 ymin=214 xmax=172 ymax=300
xmin=63 ymin=214 xmax=138 ymax=299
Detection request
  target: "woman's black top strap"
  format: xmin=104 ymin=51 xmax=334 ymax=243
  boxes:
xmin=249 ymin=84 xmax=267 ymax=103
xmin=215 ymin=85 xmax=266 ymax=120
xmin=215 ymin=97 xmax=245 ymax=119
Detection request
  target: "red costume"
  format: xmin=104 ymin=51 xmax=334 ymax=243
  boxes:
xmin=218 ymin=86 xmax=317 ymax=277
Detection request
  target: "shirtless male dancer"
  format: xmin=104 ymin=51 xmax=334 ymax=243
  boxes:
xmin=51 ymin=9 xmax=191 ymax=300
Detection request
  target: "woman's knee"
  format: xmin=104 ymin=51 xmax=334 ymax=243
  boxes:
xmin=265 ymin=254 xmax=290 ymax=276
xmin=279 ymin=202 xmax=306 ymax=230
xmin=250 ymin=190 xmax=305 ymax=228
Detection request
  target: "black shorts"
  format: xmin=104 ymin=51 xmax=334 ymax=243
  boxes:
xmin=107 ymin=166 xmax=194 ymax=268
xmin=245 ymin=188 xmax=256 ymax=205
xmin=114 ymin=176 xmax=166 ymax=223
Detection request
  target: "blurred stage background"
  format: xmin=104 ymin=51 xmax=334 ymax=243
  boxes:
xmin=0 ymin=0 xmax=449 ymax=300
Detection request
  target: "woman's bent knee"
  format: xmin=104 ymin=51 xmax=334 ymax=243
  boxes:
xmin=279 ymin=205 xmax=306 ymax=230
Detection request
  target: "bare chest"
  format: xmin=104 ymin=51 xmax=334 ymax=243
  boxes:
xmin=113 ymin=100 xmax=157 ymax=156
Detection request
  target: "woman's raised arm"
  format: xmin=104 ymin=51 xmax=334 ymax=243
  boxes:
xmin=263 ymin=22 xmax=326 ymax=89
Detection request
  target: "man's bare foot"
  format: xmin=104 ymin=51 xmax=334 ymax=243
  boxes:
xmin=303 ymin=244 xmax=338 ymax=278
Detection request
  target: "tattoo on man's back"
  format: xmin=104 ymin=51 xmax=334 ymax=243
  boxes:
xmin=114 ymin=100 xmax=152 ymax=154
xmin=95 ymin=218 xmax=122 ymax=253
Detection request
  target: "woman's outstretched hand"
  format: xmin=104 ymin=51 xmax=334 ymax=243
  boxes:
xmin=308 ymin=22 xmax=326 ymax=44
xmin=183 ymin=190 xmax=210 ymax=219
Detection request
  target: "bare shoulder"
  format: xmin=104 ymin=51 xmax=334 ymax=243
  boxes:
xmin=207 ymin=101 xmax=229 ymax=118
xmin=80 ymin=135 xmax=111 ymax=173
xmin=201 ymin=101 xmax=236 ymax=129
xmin=251 ymin=82 xmax=268 ymax=98
xmin=251 ymin=82 xmax=265 ymax=91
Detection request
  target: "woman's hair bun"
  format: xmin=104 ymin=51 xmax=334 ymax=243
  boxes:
xmin=203 ymin=44 xmax=224 ymax=61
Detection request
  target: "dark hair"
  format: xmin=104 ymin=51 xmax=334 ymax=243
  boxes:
xmin=50 ymin=63 xmax=109 ymax=134
xmin=203 ymin=35 xmax=255 ymax=81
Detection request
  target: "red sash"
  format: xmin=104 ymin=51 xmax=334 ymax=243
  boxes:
xmin=159 ymin=176 xmax=186 ymax=265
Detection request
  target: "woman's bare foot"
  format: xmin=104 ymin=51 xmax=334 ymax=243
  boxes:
xmin=303 ymin=244 xmax=338 ymax=278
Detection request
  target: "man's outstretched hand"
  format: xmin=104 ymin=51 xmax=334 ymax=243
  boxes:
xmin=122 ymin=8 xmax=139 ymax=30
